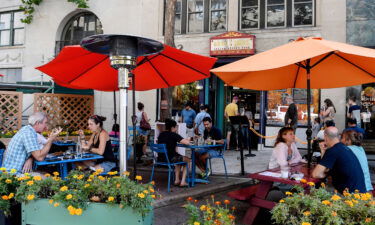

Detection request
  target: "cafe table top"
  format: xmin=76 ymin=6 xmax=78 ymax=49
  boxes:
xmin=35 ymin=153 xmax=103 ymax=166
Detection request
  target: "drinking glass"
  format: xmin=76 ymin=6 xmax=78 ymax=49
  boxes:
xmin=280 ymin=166 xmax=290 ymax=179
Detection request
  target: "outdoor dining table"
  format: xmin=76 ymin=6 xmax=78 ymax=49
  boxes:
xmin=177 ymin=143 xmax=224 ymax=187
xmin=52 ymin=141 xmax=76 ymax=147
xmin=244 ymin=163 xmax=320 ymax=225
xmin=34 ymin=153 xmax=103 ymax=179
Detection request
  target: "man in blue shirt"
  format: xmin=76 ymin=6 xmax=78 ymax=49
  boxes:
xmin=3 ymin=112 xmax=61 ymax=173
xmin=312 ymin=127 xmax=366 ymax=193
xmin=194 ymin=105 xmax=210 ymax=136
xmin=343 ymin=118 xmax=365 ymax=135
xmin=181 ymin=103 xmax=196 ymax=137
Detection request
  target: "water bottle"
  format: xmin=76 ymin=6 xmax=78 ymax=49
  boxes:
xmin=76 ymin=136 xmax=82 ymax=158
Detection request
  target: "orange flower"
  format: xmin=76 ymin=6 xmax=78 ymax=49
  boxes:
xmin=279 ymin=199 xmax=285 ymax=203
xmin=187 ymin=197 xmax=193 ymax=202
xmin=300 ymin=179 xmax=307 ymax=183
xmin=200 ymin=205 xmax=207 ymax=211
xmin=2 ymin=195 xmax=9 ymax=200
xmin=303 ymin=211 xmax=311 ymax=216
xmin=321 ymin=200 xmax=331 ymax=205
xmin=331 ymin=195 xmax=341 ymax=201
xmin=228 ymin=214 xmax=235 ymax=220
xmin=307 ymin=182 xmax=315 ymax=187
xmin=135 ymin=175 xmax=142 ymax=181
xmin=215 ymin=201 xmax=221 ymax=205
xmin=224 ymin=199 xmax=230 ymax=205
xmin=321 ymin=183 xmax=326 ymax=188
xmin=365 ymin=218 xmax=372 ymax=223
xmin=331 ymin=211 xmax=337 ymax=217
xmin=194 ymin=199 xmax=198 ymax=203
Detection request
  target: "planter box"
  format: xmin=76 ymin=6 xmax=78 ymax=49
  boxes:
xmin=22 ymin=199 xmax=153 ymax=225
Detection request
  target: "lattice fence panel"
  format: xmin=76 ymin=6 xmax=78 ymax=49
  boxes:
xmin=34 ymin=93 xmax=94 ymax=131
xmin=0 ymin=91 xmax=23 ymax=133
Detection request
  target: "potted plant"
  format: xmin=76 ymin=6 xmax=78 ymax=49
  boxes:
xmin=0 ymin=169 xmax=21 ymax=225
xmin=0 ymin=169 xmax=156 ymax=225
xmin=184 ymin=195 xmax=236 ymax=225
xmin=271 ymin=182 xmax=375 ymax=225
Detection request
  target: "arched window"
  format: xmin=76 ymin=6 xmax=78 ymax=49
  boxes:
xmin=56 ymin=12 xmax=103 ymax=55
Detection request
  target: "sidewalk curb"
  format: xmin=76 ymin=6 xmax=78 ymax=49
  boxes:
xmin=153 ymin=177 xmax=252 ymax=209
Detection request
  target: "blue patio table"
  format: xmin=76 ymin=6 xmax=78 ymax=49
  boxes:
xmin=177 ymin=143 xmax=224 ymax=187
xmin=34 ymin=153 xmax=103 ymax=179
xmin=52 ymin=141 xmax=76 ymax=147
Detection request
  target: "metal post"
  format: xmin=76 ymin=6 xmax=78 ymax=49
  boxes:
xmin=306 ymin=59 xmax=312 ymax=168
xmin=118 ymin=67 xmax=129 ymax=173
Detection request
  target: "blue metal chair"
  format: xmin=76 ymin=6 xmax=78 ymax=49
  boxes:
xmin=206 ymin=141 xmax=227 ymax=179
xmin=149 ymin=144 xmax=189 ymax=192
xmin=0 ymin=149 xmax=4 ymax=167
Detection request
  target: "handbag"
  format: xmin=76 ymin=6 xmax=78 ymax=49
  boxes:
xmin=140 ymin=112 xmax=151 ymax=130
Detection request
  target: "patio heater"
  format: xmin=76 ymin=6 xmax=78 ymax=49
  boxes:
xmin=81 ymin=34 xmax=163 ymax=175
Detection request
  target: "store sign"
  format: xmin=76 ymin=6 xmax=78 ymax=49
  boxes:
xmin=210 ymin=32 xmax=255 ymax=56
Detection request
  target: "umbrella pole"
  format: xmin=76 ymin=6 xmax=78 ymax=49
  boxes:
xmin=132 ymin=73 xmax=137 ymax=180
xmin=118 ymin=67 xmax=129 ymax=174
xmin=306 ymin=60 xmax=313 ymax=168
xmin=113 ymin=91 xmax=117 ymax=125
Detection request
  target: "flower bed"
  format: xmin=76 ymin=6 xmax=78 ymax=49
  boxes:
xmin=0 ymin=169 xmax=156 ymax=224
xmin=271 ymin=184 xmax=375 ymax=225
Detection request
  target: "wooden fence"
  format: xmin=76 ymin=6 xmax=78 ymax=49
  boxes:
xmin=34 ymin=93 xmax=94 ymax=131
xmin=0 ymin=91 xmax=23 ymax=133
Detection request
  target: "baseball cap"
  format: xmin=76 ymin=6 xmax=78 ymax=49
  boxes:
xmin=233 ymin=96 xmax=239 ymax=100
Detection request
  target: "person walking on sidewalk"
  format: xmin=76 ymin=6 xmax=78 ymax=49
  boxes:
xmin=181 ymin=102 xmax=196 ymax=138
xmin=224 ymin=96 xmax=239 ymax=150
xmin=284 ymin=95 xmax=298 ymax=131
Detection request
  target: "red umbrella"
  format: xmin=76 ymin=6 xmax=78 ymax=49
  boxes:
xmin=37 ymin=45 xmax=217 ymax=91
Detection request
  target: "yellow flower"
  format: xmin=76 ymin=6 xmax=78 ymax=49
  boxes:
xmin=123 ymin=171 xmax=130 ymax=176
xmin=303 ymin=211 xmax=311 ymax=216
xmin=307 ymin=182 xmax=315 ymax=187
xmin=343 ymin=191 xmax=351 ymax=197
xmin=150 ymin=181 xmax=155 ymax=185
xmin=194 ymin=222 xmax=200 ymax=225
xmin=87 ymin=178 xmax=92 ymax=182
xmin=108 ymin=196 xmax=115 ymax=202
xmin=44 ymin=173 xmax=51 ymax=177
xmin=2 ymin=195 xmax=9 ymax=200
xmin=54 ymin=202 xmax=60 ymax=207
xmin=5 ymin=179 xmax=12 ymax=184
xmin=135 ymin=175 xmax=142 ymax=181
xmin=301 ymin=222 xmax=311 ymax=225
xmin=0 ymin=167 xmax=6 ymax=171
xmin=33 ymin=176 xmax=42 ymax=181
xmin=27 ymin=180 xmax=34 ymax=186
xmin=84 ymin=184 xmax=90 ymax=188
xmin=200 ymin=205 xmax=207 ymax=211
xmin=49 ymin=199 xmax=54 ymax=204
xmin=53 ymin=177 xmax=61 ymax=181
xmin=8 ymin=193 xmax=14 ymax=199
xmin=321 ymin=183 xmax=326 ymax=188
xmin=27 ymin=194 xmax=35 ymax=201
xmin=345 ymin=200 xmax=354 ymax=207
xmin=98 ymin=176 xmax=105 ymax=181
xmin=151 ymin=195 xmax=156 ymax=199
xmin=285 ymin=191 xmax=293 ymax=196
xmin=149 ymin=188 xmax=155 ymax=193
xmin=322 ymin=200 xmax=331 ymax=205
xmin=67 ymin=205 xmax=74 ymax=211
xmin=354 ymin=193 xmax=360 ymax=199
xmin=365 ymin=218 xmax=372 ymax=223
xmin=75 ymin=208 xmax=82 ymax=216
xmin=9 ymin=169 xmax=17 ymax=174
xmin=108 ymin=171 xmax=118 ymax=176
xmin=66 ymin=194 xmax=73 ymax=200
xmin=370 ymin=201 xmax=375 ymax=206
xmin=60 ymin=186 xmax=68 ymax=192
xmin=143 ymin=190 xmax=149 ymax=194
xmin=53 ymin=171 xmax=59 ymax=176
xmin=96 ymin=168 xmax=104 ymax=174
xmin=331 ymin=211 xmax=337 ymax=217
xmin=279 ymin=199 xmax=285 ymax=203
xmin=360 ymin=193 xmax=371 ymax=201
xmin=137 ymin=193 xmax=145 ymax=198
xmin=331 ymin=195 xmax=341 ymax=201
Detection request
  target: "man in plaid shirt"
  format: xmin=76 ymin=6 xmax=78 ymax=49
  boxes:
xmin=3 ymin=112 xmax=61 ymax=173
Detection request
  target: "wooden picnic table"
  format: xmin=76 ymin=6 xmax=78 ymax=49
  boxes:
xmin=243 ymin=163 xmax=320 ymax=225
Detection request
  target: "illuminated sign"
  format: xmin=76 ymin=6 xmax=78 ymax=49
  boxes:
xmin=210 ymin=32 xmax=255 ymax=56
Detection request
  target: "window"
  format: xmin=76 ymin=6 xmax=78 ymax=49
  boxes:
xmin=187 ymin=0 xmax=204 ymax=33
xmin=210 ymin=0 xmax=227 ymax=32
xmin=170 ymin=0 xmax=228 ymax=34
xmin=240 ymin=0 xmax=314 ymax=30
xmin=266 ymin=0 xmax=286 ymax=28
xmin=56 ymin=12 xmax=103 ymax=54
xmin=293 ymin=0 xmax=313 ymax=26
xmin=0 ymin=11 xmax=24 ymax=46
xmin=240 ymin=0 xmax=259 ymax=29
xmin=0 ymin=68 xmax=22 ymax=83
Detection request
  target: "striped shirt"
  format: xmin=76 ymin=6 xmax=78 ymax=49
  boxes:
xmin=3 ymin=125 xmax=40 ymax=172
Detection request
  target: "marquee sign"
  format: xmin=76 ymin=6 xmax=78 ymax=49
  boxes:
xmin=209 ymin=32 xmax=255 ymax=56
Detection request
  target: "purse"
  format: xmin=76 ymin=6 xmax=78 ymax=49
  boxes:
xmin=140 ymin=112 xmax=151 ymax=130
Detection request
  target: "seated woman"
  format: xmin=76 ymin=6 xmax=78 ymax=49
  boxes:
xmin=78 ymin=115 xmax=117 ymax=173
xmin=341 ymin=130 xmax=373 ymax=192
xmin=269 ymin=127 xmax=306 ymax=170
xmin=157 ymin=118 xmax=190 ymax=187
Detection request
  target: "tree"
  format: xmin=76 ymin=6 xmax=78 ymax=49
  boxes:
xmin=160 ymin=0 xmax=177 ymax=121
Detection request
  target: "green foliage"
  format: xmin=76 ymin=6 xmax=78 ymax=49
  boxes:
xmin=271 ymin=184 xmax=375 ymax=225
xmin=184 ymin=195 xmax=236 ymax=225
xmin=19 ymin=0 xmax=89 ymax=24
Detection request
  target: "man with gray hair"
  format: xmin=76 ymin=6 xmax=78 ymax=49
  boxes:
xmin=3 ymin=112 xmax=61 ymax=173
xmin=312 ymin=127 xmax=366 ymax=193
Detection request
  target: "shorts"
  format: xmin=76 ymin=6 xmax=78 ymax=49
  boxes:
xmin=170 ymin=154 xmax=184 ymax=163
xmin=196 ymin=149 xmax=220 ymax=158
xmin=98 ymin=161 xmax=116 ymax=173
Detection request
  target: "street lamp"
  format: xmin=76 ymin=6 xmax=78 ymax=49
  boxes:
xmin=81 ymin=34 xmax=163 ymax=175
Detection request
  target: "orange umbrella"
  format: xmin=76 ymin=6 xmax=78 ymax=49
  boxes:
xmin=211 ymin=37 xmax=375 ymax=165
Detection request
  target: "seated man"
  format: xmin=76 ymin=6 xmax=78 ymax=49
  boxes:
xmin=312 ymin=127 xmax=366 ymax=193
xmin=343 ymin=118 xmax=365 ymax=135
xmin=195 ymin=117 xmax=224 ymax=178
xmin=2 ymin=112 xmax=61 ymax=174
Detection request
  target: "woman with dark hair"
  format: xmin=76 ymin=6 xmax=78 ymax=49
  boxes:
xmin=136 ymin=102 xmax=150 ymax=157
xmin=157 ymin=118 xmax=191 ymax=187
xmin=341 ymin=130 xmax=372 ymax=192
xmin=78 ymin=115 xmax=116 ymax=173
xmin=320 ymin=98 xmax=336 ymax=126
xmin=268 ymin=127 xmax=305 ymax=169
